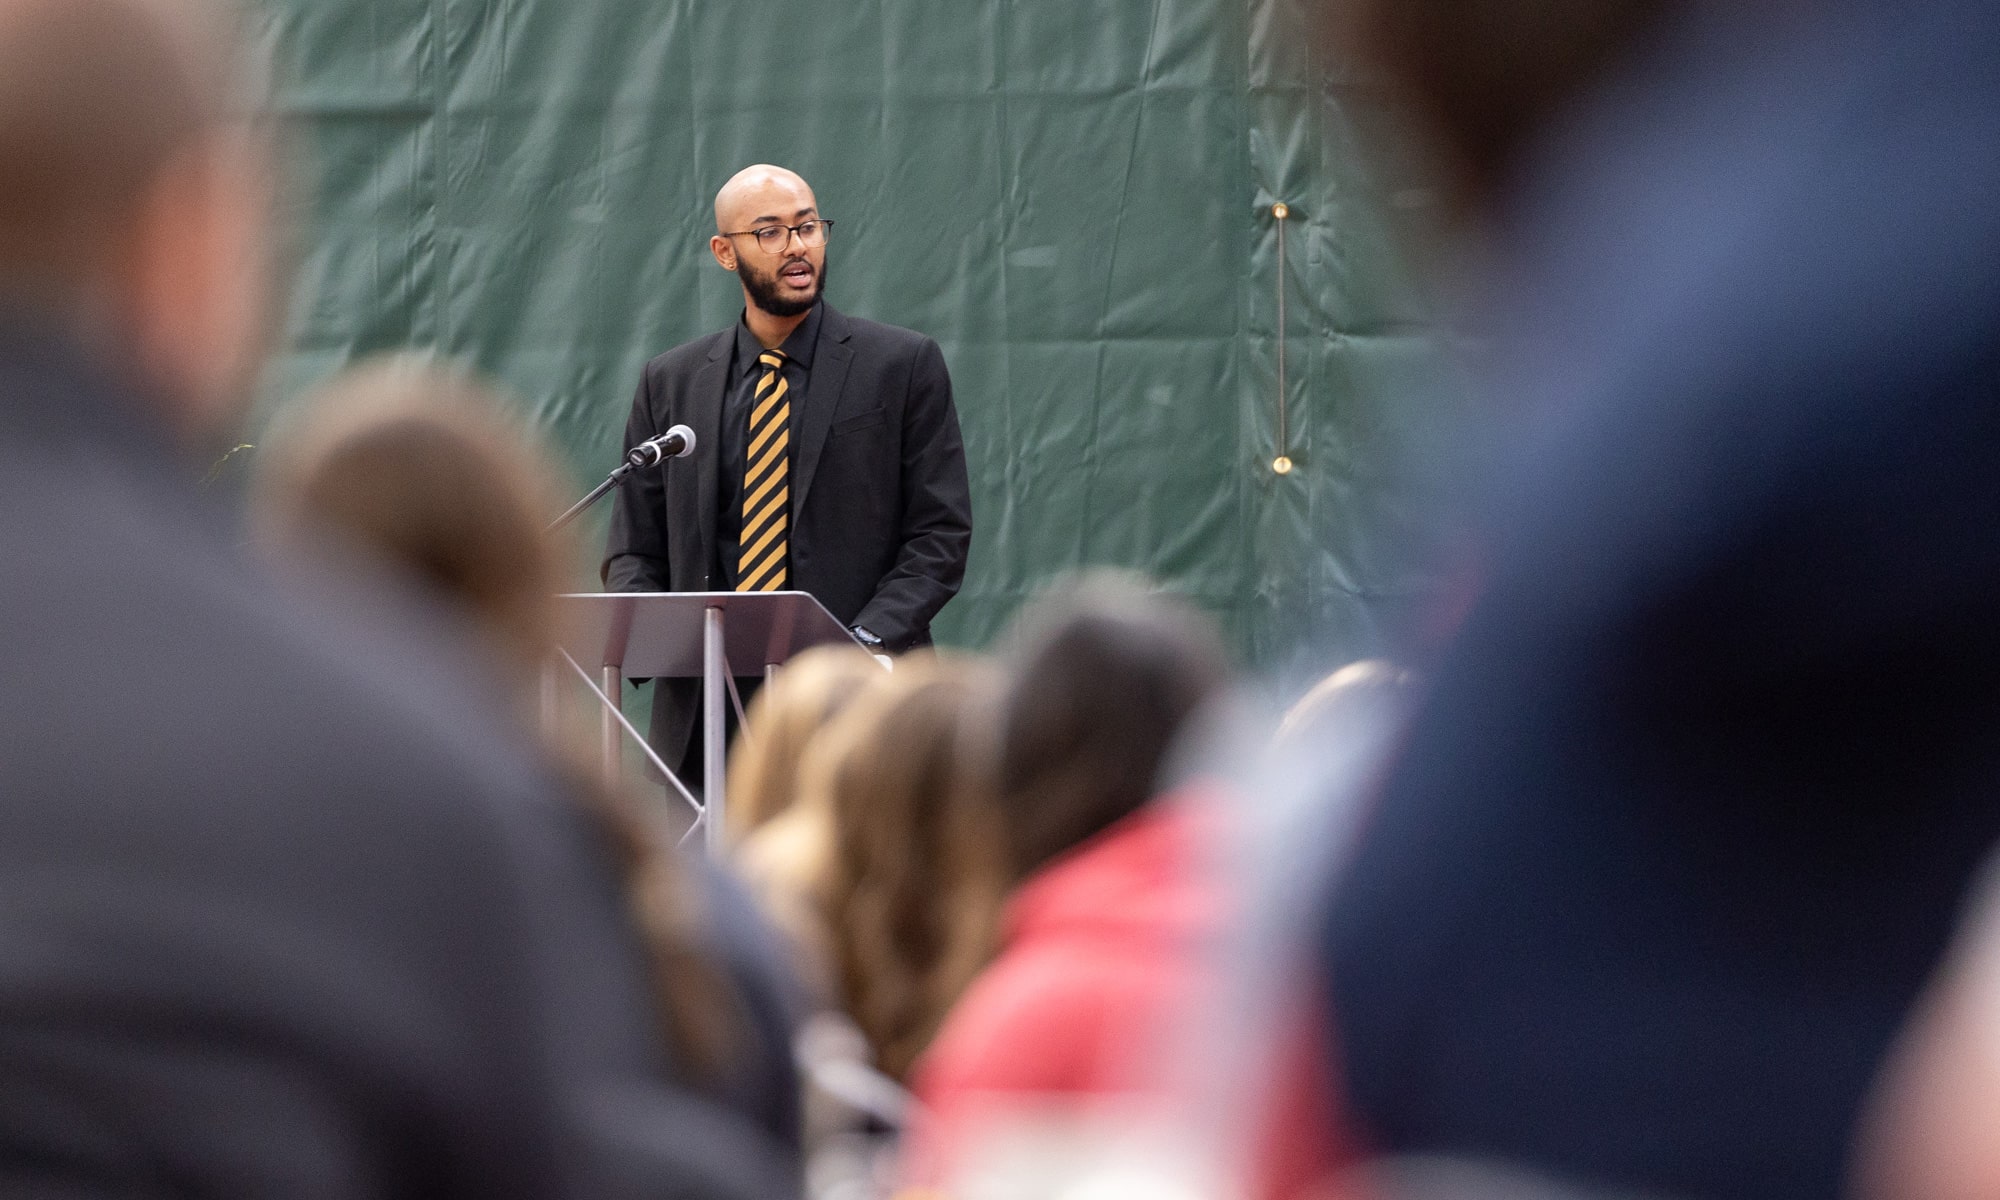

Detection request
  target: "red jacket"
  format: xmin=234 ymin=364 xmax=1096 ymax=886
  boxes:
xmin=903 ymin=797 xmax=1215 ymax=1184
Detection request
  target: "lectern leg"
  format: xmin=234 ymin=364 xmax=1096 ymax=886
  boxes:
xmin=703 ymin=605 xmax=726 ymax=854
xmin=600 ymin=665 xmax=621 ymax=783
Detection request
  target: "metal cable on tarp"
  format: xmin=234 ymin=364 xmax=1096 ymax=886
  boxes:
xmin=1272 ymin=202 xmax=1294 ymax=476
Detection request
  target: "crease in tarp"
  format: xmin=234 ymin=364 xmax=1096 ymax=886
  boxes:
xmin=1073 ymin=0 xmax=1165 ymax=573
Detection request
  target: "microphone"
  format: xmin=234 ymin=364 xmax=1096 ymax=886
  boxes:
xmin=627 ymin=424 xmax=697 ymax=468
xmin=550 ymin=423 xmax=698 ymax=532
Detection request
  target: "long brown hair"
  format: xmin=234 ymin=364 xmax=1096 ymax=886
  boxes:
xmin=254 ymin=356 xmax=743 ymax=1082
xmin=810 ymin=656 xmax=1004 ymax=1081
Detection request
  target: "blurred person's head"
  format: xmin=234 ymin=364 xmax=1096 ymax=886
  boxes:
xmin=254 ymin=357 xmax=760 ymax=1088
xmin=811 ymin=656 xmax=1003 ymax=1080
xmin=725 ymin=644 xmax=885 ymax=845
xmin=1320 ymin=0 xmax=1682 ymax=220
xmin=253 ymin=356 xmax=567 ymax=695
xmin=0 ymin=0 xmax=275 ymax=446
xmin=994 ymin=574 xmax=1230 ymax=883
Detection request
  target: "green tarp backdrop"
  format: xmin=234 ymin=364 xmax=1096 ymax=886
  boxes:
xmin=253 ymin=0 xmax=1467 ymax=685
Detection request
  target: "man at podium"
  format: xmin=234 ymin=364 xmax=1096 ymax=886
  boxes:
xmin=603 ymin=164 xmax=973 ymax=783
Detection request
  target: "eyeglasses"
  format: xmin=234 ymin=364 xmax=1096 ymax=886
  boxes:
xmin=721 ymin=219 xmax=835 ymax=254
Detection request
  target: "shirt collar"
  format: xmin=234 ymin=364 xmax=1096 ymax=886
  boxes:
xmin=734 ymin=299 xmax=823 ymax=376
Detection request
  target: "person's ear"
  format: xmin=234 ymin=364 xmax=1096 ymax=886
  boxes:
xmin=710 ymin=233 xmax=737 ymax=271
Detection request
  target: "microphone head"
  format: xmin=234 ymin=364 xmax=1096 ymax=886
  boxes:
xmin=626 ymin=425 xmax=698 ymax=469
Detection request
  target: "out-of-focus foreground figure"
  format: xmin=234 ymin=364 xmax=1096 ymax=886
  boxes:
xmin=903 ymin=575 xmax=1230 ymax=1193
xmin=727 ymin=644 xmax=887 ymax=849
xmin=252 ymin=356 xmax=807 ymax=1152
xmin=0 ymin=3 xmax=791 ymax=1195
xmin=738 ymin=656 xmax=998 ymax=1079
xmin=254 ymin=357 xmax=569 ymax=690
xmin=1312 ymin=0 xmax=2000 ymax=1197
xmin=728 ymin=644 xmax=890 ymax=1005
xmin=733 ymin=656 xmax=995 ymax=1197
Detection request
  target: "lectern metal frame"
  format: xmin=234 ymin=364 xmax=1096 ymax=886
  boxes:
xmin=555 ymin=591 xmax=862 ymax=850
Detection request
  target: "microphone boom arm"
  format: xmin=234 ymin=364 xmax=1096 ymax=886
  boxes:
xmin=549 ymin=425 xmax=695 ymax=532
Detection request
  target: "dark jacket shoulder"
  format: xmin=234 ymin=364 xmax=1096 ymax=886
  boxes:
xmin=642 ymin=328 xmax=733 ymax=383
xmin=825 ymin=307 xmax=938 ymax=360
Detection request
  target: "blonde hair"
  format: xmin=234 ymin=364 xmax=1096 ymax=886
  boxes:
xmin=726 ymin=644 xmax=886 ymax=844
xmin=254 ymin=356 xmax=744 ymax=1084
xmin=808 ymin=656 xmax=1006 ymax=1080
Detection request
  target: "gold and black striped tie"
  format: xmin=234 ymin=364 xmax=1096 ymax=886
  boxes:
xmin=737 ymin=349 xmax=791 ymax=591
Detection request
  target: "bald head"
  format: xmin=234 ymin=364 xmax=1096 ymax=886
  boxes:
xmin=713 ymin=164 xmax=816 ymax=235
xmin=709 ymin=164 xmax=828 ymax=329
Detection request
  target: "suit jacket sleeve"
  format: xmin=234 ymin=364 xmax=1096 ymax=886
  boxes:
xmin=602 ymin=364 xmax=673 ymax=592
xmin=852 ymin=336 xmax=972 ymax=648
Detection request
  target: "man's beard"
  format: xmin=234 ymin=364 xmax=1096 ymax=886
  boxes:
xmin=741 ymin=256 xmax=826 ymax=318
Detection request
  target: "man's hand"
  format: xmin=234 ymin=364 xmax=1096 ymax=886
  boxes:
xmin=849 ymin=626 xmax=893 ymax=671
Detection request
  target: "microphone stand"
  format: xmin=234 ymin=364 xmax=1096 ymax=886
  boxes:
xmin=549 ymin=459 xmax=641 ymax=532
xmin=556 ymin=426 xmax=696 ymax=528
xmin=550 ymin=425 xmax=694 ymax=531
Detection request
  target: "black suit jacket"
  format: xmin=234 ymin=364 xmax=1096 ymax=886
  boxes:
xmin=603 ymin=301 xmax=971 ymax=764
xmin=0 ymin=321 xmax=794 ymax=1199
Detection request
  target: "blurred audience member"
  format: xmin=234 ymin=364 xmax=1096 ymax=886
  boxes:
xmin=737 ymin=657 xmax=995 ymax=1060
xmin=0 ymin=2 xmax=790 ymax=1194
xmin=798 ymin=657 xmax=1002 ymax=1081
xmin=1314 ymin=0 xmax=2000 ymax=1197
xmin=1323 ymin=0 xmax=1680 ymax=231
xmin=1189 ymin=659 xmax=1423 ymax=1200
xmin=726 ymin=643 xmax=887 ymax=846
xmin=254 ymin=355 xmax=804 ymax=1148
xmin=903 ymin=575 xmax=1230 ymax=1190
xmin=732 ymin=650 xmax=893 ymax=1003
xmin=254 ymin=356 xmax=567 ymax=689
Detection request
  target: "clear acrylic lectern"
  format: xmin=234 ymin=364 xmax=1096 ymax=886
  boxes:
xmin=555 ymin=590 xmax=861 ymax=850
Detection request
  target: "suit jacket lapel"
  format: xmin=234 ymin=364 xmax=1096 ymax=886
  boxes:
xmin=794 ymin=303 xmax=854 ymax=517
xmin=683 ymin=333 xmax=731 ymax=588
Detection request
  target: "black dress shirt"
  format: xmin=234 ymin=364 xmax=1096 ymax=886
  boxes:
xmin=716 ymin=302 xmax=821 ymax=587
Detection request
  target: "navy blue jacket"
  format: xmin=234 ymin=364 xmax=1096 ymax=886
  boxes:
xmin=1324 ymin=3 xmax=2000 ymax=1196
